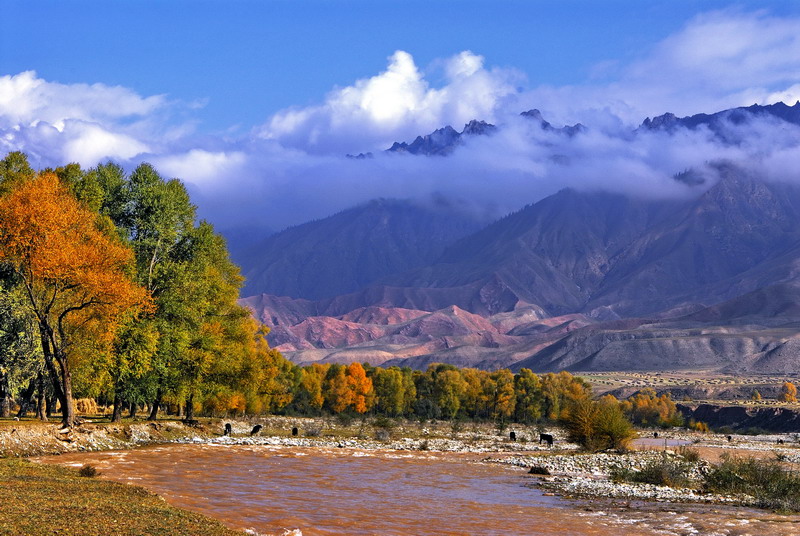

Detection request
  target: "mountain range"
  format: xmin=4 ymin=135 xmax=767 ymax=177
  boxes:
xmin=238 ymin=102 xmax=800 ymax=374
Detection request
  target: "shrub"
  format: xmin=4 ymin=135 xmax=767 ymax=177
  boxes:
xmin=335 ymin=413 xmax=353 ymax=427
xmin=688 ymin=419 xmax=709 ymax=433
xmin=611 ymin=454 xmax=695 ymax=488
xmin=564 ymin=397 xmax=635 ymax=452
xmin=678 ymin=446 xmax=701 ymax=463
xmin=528 ymin=466 xmax=551 ymax=475
xmin=704 ymin=454 xmax=800 ymax=511
xmin=78 ymin=464 xmax=98 ymax=477
xmin=372 ymin=417 xmax=395 ymax=430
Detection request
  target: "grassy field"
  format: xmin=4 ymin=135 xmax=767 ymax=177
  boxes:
xmin=0 ymin=457 xmax=244 ymax=536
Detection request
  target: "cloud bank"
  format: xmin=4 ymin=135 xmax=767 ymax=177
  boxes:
xmin=4 ymin=9 xmax=800 ymax=236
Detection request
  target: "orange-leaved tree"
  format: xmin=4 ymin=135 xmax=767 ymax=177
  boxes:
xmin=347 ymin=362 xmax=374 ymax=414
xmin=0 ymin=173 xmax=150 ymax=426
xmin=779 ymin=381 xmax=798 ymax=403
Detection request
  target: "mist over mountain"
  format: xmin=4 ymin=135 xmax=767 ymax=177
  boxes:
xmin=384 ymin=112 xmax=582 ymax=157
xmin=239 ymin=102 xmax=800 ymax=374
xmin=642 ymin=101 xmax=800 ymax=135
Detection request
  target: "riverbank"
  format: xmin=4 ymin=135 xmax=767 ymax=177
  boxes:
xmin=0 ymin=457 xmax=244 ymax=536
xmin=0 ymin=415 xmax=559 ymax=457
xmin=5 ymin=416 xmax=800 ymax=524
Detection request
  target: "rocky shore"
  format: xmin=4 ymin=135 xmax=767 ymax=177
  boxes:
xmin=486 ymin=451 xmax=746 ymax=505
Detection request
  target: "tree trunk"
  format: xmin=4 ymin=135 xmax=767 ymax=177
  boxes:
xmin=148 ymin=388 xmax=163 ymax=421
xmin=45 ymin=395 xmax=54 ymax=418
xmin=185 ymin=393 xmax=195 ymax=421
xmin=0 ymin=373 xmax=10 ymax=418
xmin=37 ymin=322 xmax=73 ymax=427
xmin=128 ymin=402 xmax=137 ymax=420
xmin=111 ymin=393 xmax=123 ymax=423
xmin=35 ymin=373 xmax=46 ymax=421
xmin=54 ymin=349 xmax=75 ymax=427
xmin=37 ymin=326 xmax=65 ymax=402
xmin=16 ymin=378 xmax=36 ymax=418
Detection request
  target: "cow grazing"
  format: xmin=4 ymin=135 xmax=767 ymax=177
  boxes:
xmin=224 ymin=423 xmax=232 ymax=436
xmin=653 ymin=432 xmax=659 ymax=439
xmin=539 ymin=433 xmax=554 ymax=447
xmin=292 ymin=427 xmax=299 ymax=436
xmin=251 ymin=424 xmax=263 ymax=436
xmin=509 ymin=431 xmax=516 ymax=441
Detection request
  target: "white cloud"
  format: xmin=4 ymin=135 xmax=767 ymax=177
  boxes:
xmin=59 ymin=120 xmax=150 ymax=164
xmin=259 ymin=50 xmax=521 ymax=154
xmin=0 ymin=71 xmax=165 ymax=127
xmin=0 ymin=71 xmax=179 ymax=167
xmin=153 ymin=149 xmax=247 ymax=189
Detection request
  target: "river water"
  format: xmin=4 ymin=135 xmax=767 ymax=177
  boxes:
xmin=38 ymin=444 xmax=800 ymax=536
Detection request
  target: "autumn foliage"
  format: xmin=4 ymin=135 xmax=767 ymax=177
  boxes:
xmin=0 ymin=172 xmax=150 ymax=425
xmin=779 ymin=381 xmax=798 ymax=403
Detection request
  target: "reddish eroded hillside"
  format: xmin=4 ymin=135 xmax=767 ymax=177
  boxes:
xmin=339 ymin=306 xmax=429 ymax=325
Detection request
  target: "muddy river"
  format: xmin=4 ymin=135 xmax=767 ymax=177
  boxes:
xmin=38 ymin=445 xmax=800 ymax=535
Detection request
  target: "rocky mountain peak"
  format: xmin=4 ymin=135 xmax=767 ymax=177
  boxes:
xmin=462 ymin=119 xmax=497 ymax=136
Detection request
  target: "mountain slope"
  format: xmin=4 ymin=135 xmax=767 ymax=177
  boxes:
xmin=239 ymin=199 xmax=481 ymax=299
xmin=390 ymin=188 xmax=672 ymax=315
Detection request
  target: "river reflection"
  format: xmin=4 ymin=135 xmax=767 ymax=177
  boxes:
xmin=38 ymin=445 xmax=800 ymax=536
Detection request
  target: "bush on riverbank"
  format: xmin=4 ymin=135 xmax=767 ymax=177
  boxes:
xmin=704 ymin=454 xmax=800 ymax=512
xmin=610 ymin=452 xmax=696 ymax=488
xmin=564 ymin=396 xmax=636 ymax=452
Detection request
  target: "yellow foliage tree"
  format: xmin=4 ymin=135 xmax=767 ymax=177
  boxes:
xmin=0 ymin=173 xmax=150 ymax=426
xmin=779 ymin=381 xmax=798 ymax=403
xmin=324 ymin=365 xmax=353 ymax=413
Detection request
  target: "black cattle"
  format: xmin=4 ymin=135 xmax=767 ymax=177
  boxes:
xmin=727 ymin=435 xmax=733 ymax=442
xmin=778 ymin=438 xmax=785 ymax=445
xmin=251 ymin=424 xmax=263 ymax=436
xmin=292 ymin=427 xmax=299 ymax=437
xmin=539 ymin=433 xmax=554 ymax=447
xmin=509 ymin=431 xmax=516 ymax=441
xmin=224 ymin=423 xmax=232 ymax=436
xmin=653 ymin=432 xmax=659 ymax=439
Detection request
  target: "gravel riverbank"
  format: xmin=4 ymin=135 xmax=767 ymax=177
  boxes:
xmin=5 ymin=416 xmax=800 ymax=512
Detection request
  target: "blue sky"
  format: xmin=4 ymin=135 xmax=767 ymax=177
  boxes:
xmin=4 ymin=2 xmax=800 ymax=232
xmin=7 ymin=0 xmax=799 ymax=132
